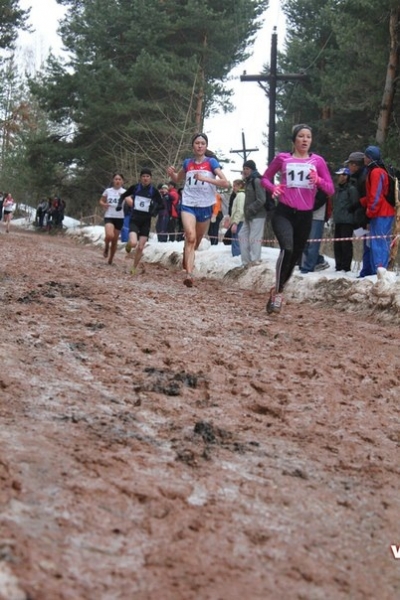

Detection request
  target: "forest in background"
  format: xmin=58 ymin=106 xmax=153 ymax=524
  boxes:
xmin=0 ymin=0 xmax=399 ymax=218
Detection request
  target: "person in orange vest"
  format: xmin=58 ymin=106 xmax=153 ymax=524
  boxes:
xmin=208 ymin=191 xmax=223 ymax=245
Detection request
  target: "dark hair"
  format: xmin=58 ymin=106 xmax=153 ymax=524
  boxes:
xmin=140 ymin=167 xmax=152 ymax=176
xmin=205 ymin=149 xmax=218 ymax=159
xmin=291 ymin=124 xmax=312 ymax=142
xmin=112 ymin=172 xmax=124 ymax=180
xmin=191 ymin=132 xmax=208 ymax=145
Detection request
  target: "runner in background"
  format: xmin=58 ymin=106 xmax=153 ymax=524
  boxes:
xmin=2 ymin=192 xmax=15 ymax=233
xmin=117 ymin=168 xmax=163 ymax=275
xmin=99 ymin=172 xmax=126 ymax=265
xmin=167 ymin=133 xmax=229 ymax=287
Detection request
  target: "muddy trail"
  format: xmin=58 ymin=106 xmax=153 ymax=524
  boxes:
xmin=0 ymin=228 xmax=399 ymax=600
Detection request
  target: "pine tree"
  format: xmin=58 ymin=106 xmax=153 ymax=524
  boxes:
xmin=275 ymin=0 xmax=400 ymax=167
xmin=28 ymin=0 xmax=267 ymax=212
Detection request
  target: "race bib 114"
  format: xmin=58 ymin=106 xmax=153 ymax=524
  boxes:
xmin=286 ymin=162 xmax=314 ymax=189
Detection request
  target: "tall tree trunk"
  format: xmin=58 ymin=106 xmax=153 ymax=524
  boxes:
xmin=376 ymin=8 xmax=400 ymax=144
xmin=194 ymin=35 xmax=208 ymax=132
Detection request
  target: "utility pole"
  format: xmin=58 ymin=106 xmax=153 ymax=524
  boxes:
xmin=240 ymin=27 xmax=308 ymax=165
xmin=230 ymin=130 xmax=259 ymax=163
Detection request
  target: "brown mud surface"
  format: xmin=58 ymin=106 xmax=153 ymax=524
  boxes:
xmin=0 ymin=229 xmax=400 ymax=600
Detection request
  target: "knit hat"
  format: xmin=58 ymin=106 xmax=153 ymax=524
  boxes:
xmin=344 ymin=151 xmax=365 ymax=165
xmin=140 ymin=167 xmax=152 ymax=176
xmin=364 ymin=146 xmax=381 ymax=162
xmin=243 ymin=159 xmax=256 ymax=170
xmin=291 ymin=123 xmax=312 ymax=142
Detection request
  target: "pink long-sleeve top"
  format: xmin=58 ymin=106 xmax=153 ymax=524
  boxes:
xmin=261 ymin=152 xmax=335 ymax=211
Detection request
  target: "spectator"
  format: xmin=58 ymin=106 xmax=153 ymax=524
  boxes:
xmin=300 ymin=189 xmax=331 ymax=273
xmin=230 ymin=179 xmax=245 ymax=257
xmin=175 ymin=187 xmax=184 ymax=242
xmin=51 ymin=196 xmax=64 ymax=229
xmin=344 ymin=151 xmax=371 ymax=277
xmin=359 ymin=145 xmax=395 ymax=274
xmin=332 ymin=167 xmax=359 ymax=272
xmin=345 ymin=152 xmax=368 ymax=228
xmin=35 ymin=199 xmax=48 ymax=228
xmin=239 ymin=159 xmax=267 ymax=266
xmin=208 ymin=192 xmax=223 ymax=245
xmin=167 ymin=181 xmax=181 ymax=241
xmin=156 ymin=184 xmax=170 ymax=242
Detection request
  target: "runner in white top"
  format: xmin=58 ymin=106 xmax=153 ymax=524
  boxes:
xmin=99 ymin=172 xmax=126 ymax=265
xmin=167 ymin=133 xmax=229 ymax=287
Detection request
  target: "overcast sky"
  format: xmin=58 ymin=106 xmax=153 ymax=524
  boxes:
xmin=18 ymin=0 xmax=287 ymax=181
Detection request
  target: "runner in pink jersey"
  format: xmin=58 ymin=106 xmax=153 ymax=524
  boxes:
xmin=261 ymin=124 xmax=334 ymax=314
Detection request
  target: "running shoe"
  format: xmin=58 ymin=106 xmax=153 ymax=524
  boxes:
xmin=130 ymin=266 xmax=136 ymax=275
xmin=125 ymin=242 xmax=132 ymax=254
xmin=266 ymin=287 xmax=283 ymax=314
xmin=314 ymin=260 xmax=329 ymax=271
xmin=272 ymin=293 xmax=283 ymax=313
xmin=183 ymin=274 xmax=194 ymax=288
xmin=266 ymin=286 xmax=275 ymax=314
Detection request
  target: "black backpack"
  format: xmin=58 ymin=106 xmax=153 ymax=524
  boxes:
xmin=382 ymin=164 xmax=399 ymax=207
xmin=250 ymin=174 xmax=276 ymax=212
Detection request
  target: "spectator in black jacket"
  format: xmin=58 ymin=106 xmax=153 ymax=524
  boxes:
xmin=344 ymin=151 xmax=371 ymax=277
xmin=332 ymin=167 xmax=359 ymax=272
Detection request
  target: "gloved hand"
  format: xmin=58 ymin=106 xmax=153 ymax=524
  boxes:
xmin=115 ymin=201 xmax=123 ymax=211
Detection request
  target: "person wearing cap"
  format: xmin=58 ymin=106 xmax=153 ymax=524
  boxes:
xmin=261 ymin=124 xmax=334 ymax=314
xmin=343 ymin=150 xmax=372 ymax=276
xmin=167 ymin=133 xmax=229 ymax=287
xmin=359 ymin=145 xmax=395 ymax=274
xmin=332 ymin=167 xmax=359 ymax=272
xmin=117 ymin=168 xmax=163 ymax=274
xmin=238 ymin=159 xmax=267 ymax=266
xmin=344 ymin=151 xmax=368 ymax=228
xmin=99 ymin=172 xmax=126 ymax=265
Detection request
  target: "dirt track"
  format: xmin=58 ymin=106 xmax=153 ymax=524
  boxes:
xmin=1 ymin=228 xmax=400 ymax=600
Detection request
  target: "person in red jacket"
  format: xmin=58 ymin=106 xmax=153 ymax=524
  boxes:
xmin=167 ymin=181 xmax=180 ymax=241
xmin=359 ymin=146 xmax=395 ymax=274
